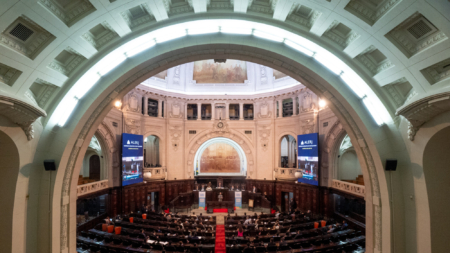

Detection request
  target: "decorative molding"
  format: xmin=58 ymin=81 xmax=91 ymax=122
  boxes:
xmin=0 ymin=94 xmax=46 ymax=140
xmin=332 ymin=179 xmax=365 ymax=198
xmin=345 ymin=0 xmax=401 ymax=26
xmin=355 ymin=46 xmax=394 ymax=76
xmin=322 ymin=21 xmax=360 ymax=49
xmin=385 ymin=12 xmax=447 ymax=58
xmin=286 ymin=5 xmax=321 ymax=30
xmin=48 ymin=47 xmax=86 ymax=77
xmin=0 ymin=63 xmax=22 ymax=87
xmin=396 ymin=91 xmax=450 ymax=140
xmin=0 ymin=15 xmax=56 ymax=60
xmin=169 ymin=0 xmax=194 ymax=16
xmin=82 ymin=22 xmax=119 ymax=50
xmin=420 ymin=58 xmax=450 ymax=85
xmin=77 ymin=179 xmax=109 ymax=197
xmin=248 ymin=0 xmax=273 ymax=16
xmin=38 ymin=0 xmax=96 ymax=27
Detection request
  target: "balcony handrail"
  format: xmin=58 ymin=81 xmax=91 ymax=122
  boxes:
xmin=77 ymin=179 xmax=109 ymax=197
xmin=331 ymin=179 xmax=365 ymax=198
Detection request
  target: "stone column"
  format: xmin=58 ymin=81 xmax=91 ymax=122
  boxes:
xmin=144 ymin=96 xmax=148 ymax=116
xmin=239 ymin=102 xmax=244 ymax=120
xmin=292 ymin=96 xmax=297 ymax=116
xmin=278 ymin=100 xmax=283 ymax=118
xmin=158 ymin=99 xmax=162 ymax=118
xmin=211 ymin=102 xmax=215 ymax=120
xmin=197 ymin=103 xmax=202 ymax=120
xmin=225 ymin=102 xmax=229 ymax=120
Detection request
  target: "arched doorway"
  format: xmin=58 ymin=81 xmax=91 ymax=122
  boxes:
xmin=0 ymin=130 xmax=20 ymax=253
xmin=280 ymin=135 xmax=297 ymax=168
xmin=144 ymin=135 xmax=160 ymax=167
xmin=423 ymin=126 xmax=450 ymax=253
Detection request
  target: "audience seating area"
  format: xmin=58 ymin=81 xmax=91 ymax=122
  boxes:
xmin=77 ymin=211 xmax=217 ymax=253
xmin=76 ymin=210 xmax=365 ymax=253
xmin=221 ymin=213 xmax=365 ymax=253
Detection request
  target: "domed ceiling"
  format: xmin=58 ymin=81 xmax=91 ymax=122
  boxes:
xmin=141 ymin=59 xmax=299 ymax=94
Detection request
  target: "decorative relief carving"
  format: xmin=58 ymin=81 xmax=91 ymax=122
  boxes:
xmin=0 ymin=95 xmax=46 ymax=140
xmin=169 ymin=126 xmax=182 ymax=151
xmin=126 ymin=93 xmax=140 ymax=112
xmin=259 ymin=125 xmax=271 ymax=151
xmin=0 ymin=62 xmax=22 ymax=87
xmin=258 ymin=101 xmax=272 ymax=118
xmin=169 ymin=101 xmax=183 ymax=118
xmin=125 ymin=118 xmax=141 ymax=134
xmin=344 ymin=0 xmax=401 ymax=26
xmin=396 ymin=91 xmax=450 ymax=140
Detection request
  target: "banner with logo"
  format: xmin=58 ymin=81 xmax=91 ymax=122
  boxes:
xmin=297 ymin=133 xmax=319 ymax=186
xmin=121 ymin=133 xmax=144 ymax=186
xmin=235 ymin=191 xmax=242 ymax=209
xmin=199 ymin=191 xmax=206 ymax=209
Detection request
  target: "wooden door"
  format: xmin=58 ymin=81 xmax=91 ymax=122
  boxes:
xmin=89 ymin=155 xmax=101 ymax=181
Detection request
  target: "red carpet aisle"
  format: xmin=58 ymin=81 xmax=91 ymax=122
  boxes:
xmin=215 ymin=225 xmax=226 ymax=253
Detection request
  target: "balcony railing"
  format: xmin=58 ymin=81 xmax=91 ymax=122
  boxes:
xmin=77 ymin=179 xmax=109 ymax=197
xmin=332 ymin=179 xmax=365 ymax=198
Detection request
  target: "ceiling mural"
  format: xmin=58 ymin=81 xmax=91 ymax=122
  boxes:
xmin=154 ymin=70 xmax=168 ymax=79
xmin=193 ymin=59 xmax=247 ymax=83
xmin=273 ymin=69 xmax=288 ymax=79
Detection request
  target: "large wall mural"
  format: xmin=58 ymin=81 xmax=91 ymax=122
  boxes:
xmin=193 ymin=59 xmax=247 ymax=83
xmin=200 ymin=142 xmax=241 ymax=173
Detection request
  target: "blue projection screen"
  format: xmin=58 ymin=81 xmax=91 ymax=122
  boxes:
xmin=122 ymin=133 xmax=144 ymax=186
xmin=297 ymin=133 xmax=319 ymax=186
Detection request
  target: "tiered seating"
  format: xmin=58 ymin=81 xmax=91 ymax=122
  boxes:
xmin=223 ymin=213 xmax=365 ymax=253
xmin=77 ymin=212 xmax=217 ymax=253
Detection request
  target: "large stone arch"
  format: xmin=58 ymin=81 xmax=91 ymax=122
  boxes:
xmin=34 ymin=41 xmax=394 ymax=253
xmin=185 ymin=128 xmax=256 ymax=179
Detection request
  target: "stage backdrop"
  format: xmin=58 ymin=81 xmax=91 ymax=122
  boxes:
xmin=200 ymin=142 xmax=240 ymax=173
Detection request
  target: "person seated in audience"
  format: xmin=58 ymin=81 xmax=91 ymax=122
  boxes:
xmin=237 ymin=227 xmax=244 ymax=237
xmin=293 ymin=230 xmax=302 ymax=239
xmin=342 ymin=220 xmax=348 ymax=229
xmin=198 ymin=221 xmax=205 ymax=229
xmin=191 ymin=212 xmax=197 ymax=218
xmin=243 ymin=242 xmax=253 ymax=252
xmin=304 ymin=210 xmax=311 ymax=220
xmin=257 ymin=226 xmax=264 ymax=235
xmin=280 ymin=236 xmax=288 ymax=247
xmin=191 ymin=243 xmax=200 ymax=252
xmin=141 ymin=229 xmax=149 ymax=241
xmin=267 ymin=238 xmax=276 ymax=247
xmin=156 ymin=227 xmax=162 ymax=233
xmin=230 ymin=185 xmax=235 ymax=191
xmin=178 ymin=241 xmax=184 ymax=247
xmin=237 ymin=221 xmax=243 ymax=229
xmin=166 ymin=214 xmax=172 ymax=221
xmin=227 ymin=215 xmax=234 ymax=222
xmin=327 ymin=225 xmax=336 ymax=233
xmin=244 ymin=216 xmax=252 ymax=225
xmin=104 ymin=216 xmax=111 ymax=225
xmin=275 ymin=211 xmax=281 ymax=219
xmin=286 ymin=225 xmax=292 ymax=234
xmin=273 ymin=221 xmax=280 ymax=230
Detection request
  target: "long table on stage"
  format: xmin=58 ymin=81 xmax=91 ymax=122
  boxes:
xmin=206 ymin=201 xmax=234 ymax=213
